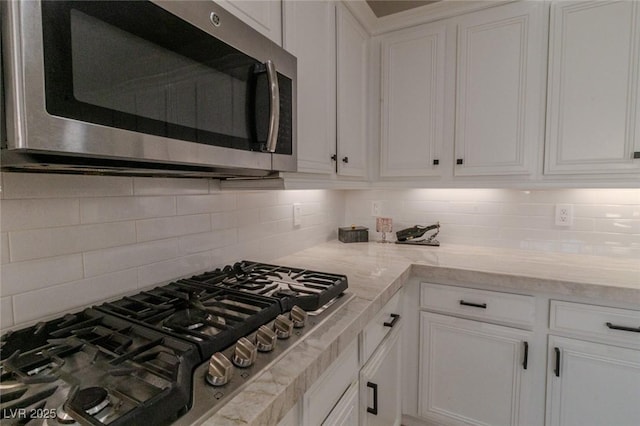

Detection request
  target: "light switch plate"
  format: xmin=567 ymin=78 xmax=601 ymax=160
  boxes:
xmin=293 ymin=203 xmax=302 ymax=227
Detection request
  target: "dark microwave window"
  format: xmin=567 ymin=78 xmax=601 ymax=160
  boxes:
xmin=41 ymin=1 xmax=291 ymax=153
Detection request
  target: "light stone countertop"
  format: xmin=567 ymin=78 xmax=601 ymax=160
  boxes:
xmin=201 ymin=241 xmax=640 ymax=426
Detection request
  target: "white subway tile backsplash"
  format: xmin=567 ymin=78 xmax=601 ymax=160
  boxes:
xmin=177 ymin=193 xmax=237 ymax=215
xmin=1 ymin=255 xmax=83 ymax=295
xmin=137 ymin=252 xmax=212 ymax=288
xmin=1 ymin=199 xmax=80 ymax=231
xmin=237 ymin=192 xmax=280 ymax=209
xmin=1 ymin=297 xmax=14 ymax=328
xmin=211 ymin=211 xmax=238 ymax=230
xmin=1 ymin=173 xmax=132 ymax=199
xmin=133 ymin=177 xmax=209 ymax=195
xmin=345 ymin=189 xmax=640 ymax=258
xmin=573 ymin=205 xmax=640 ymax=219
xmin=12 ymin=269 xmax=139 ymax=325
xmin=178 ymin=229 xmax=238 ymax=255
xmin=136 ymin=214 xmax=210 ymax=242
xmin=81 ymin=196 xmax=176 ymax=223
xmin=501 ymin=203 xmax=555 ymax=217
xmin=9 ymin=221 xmax=136 ymax=262
xmin=1 ymin=233 xmax=9 ymax=264
xmin=235 ymin=209 xmax=261 ymax=227
xmin=449 ymin=202 xmax=502 ymax=215
xmin=260 ymin=204 xmax=293 ymax=222
xmin=83 ymin=239 xmax=180 ymax=277
xmin=595 ymin=219 xmax=640 ymax=234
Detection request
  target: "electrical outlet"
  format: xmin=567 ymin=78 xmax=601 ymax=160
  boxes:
xmin=555 ymin=204 xmax=573 ymax=227
xmin=293 ymin=203 xmax=302 ymax=227
xmin=371 ymin=201 xmax=381 ymax=217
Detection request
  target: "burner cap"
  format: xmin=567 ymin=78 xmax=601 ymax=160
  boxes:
xmin=73 ymin=387 xmax=109 ymax=414
xmin=164 ymin=309 xmax=208 ymax=330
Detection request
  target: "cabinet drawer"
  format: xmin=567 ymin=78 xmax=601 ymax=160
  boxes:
xmin=420 ymin=282 xmax=535 ymax=327
xmin=550 ymin=301 xmax=640 ymax=344
xmin=303 ymin=340 xmax=358 ymax=426
xmin=361 ymin=290 xmax=402 ymax=363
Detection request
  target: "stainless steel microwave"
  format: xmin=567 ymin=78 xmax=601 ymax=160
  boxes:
xmin=0 ymin=0 xmax=296 ymax=178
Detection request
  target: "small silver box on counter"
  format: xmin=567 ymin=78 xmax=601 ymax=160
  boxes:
xmin=339 ymin=226 xmax=369 ymax=243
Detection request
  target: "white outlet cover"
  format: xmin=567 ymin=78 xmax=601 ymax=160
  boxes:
xmin=555 ymin=204 xmax=573 ymax=227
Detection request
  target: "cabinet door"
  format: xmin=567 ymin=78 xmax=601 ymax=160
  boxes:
xmin=545 ymin=1 xmax=640 ymax=174
xmin=336 ymin=4 xmax=368 ymax=178
xmin=547 ymin=336 xmax=640 ymax=426
xmin=322 ymin=380 xmax=359 ymax=426
xmin=454 ymin=2 xmax=546 ymax=176
xmin=419 ymin=312 xmax=533 ymax=426
xmin=283 ymin=1 xmax=336 ymax=174
xmin=360 ymin=324 xmax=402 ymax=426
xmin=380 ymin=23 xmax=446 ymax=177
xmin=216 ymin=0 xmax=282 ymax=46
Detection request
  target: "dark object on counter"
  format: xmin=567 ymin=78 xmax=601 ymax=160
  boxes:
xmin=339 ymin=226 xmax=369 ymax=243
xmin=395 ymin=222 xmax=440 ymax=246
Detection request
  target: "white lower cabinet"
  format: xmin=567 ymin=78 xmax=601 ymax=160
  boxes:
xmin=323 ymin=380 xmax=360 ymax=426
xmin=419 ymin=312 xmax=533 ymax=426
xmin=547 ymin=336 xmax=640 ymax=426
xmin=360 ymin=323 xmax=402 ymax=426
xmin=302 ymin=339 xmax=359 ymax=425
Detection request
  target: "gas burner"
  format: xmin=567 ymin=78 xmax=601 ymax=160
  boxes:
xmin=74 ymin=387 xmax=110 ymax=415
xmin=163 ymin=309 xmax=221 ymax=331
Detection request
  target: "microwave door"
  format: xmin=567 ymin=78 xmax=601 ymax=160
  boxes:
xmin=4 ymin=0 xmax=275 ymax=174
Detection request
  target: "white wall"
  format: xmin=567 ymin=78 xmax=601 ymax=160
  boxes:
xmin=0 ymin=173 xmax=345 ymax=330
xmin=345 ymin=188 xmax=640 ymax=258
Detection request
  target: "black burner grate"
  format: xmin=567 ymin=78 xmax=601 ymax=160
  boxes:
xmin=189 ymin=261 xmax=349 ymax=311
xmin=0 ymin=309 xmax=199 ymax=426
xmin=96 ymin=281 xmax=282 ymax=361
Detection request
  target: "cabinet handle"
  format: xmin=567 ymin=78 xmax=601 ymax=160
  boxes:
xmin=554 ymin=347 xmax=561 ymax=377
xmin=342 ymin=156 xmax=349 ymax=163
xmin=456 ymin=159 xmax=464 ymax=165
xmin=383 ymin=313 xmax=400 ymax=328
xmin=459 ymin=300 xmax=487 ymax=309
xmin=366 ymin=381 xmax=378 ymax=415
xmin=433 ymin=159 xmax=439 ymax=165
xmin=522 ymin=341 xmax=529 ymax=370
xmin=633 ymin=152 xmax=640 ymax=159
xmin=331 ymin=154 xmax=337 ymax=161
xmin=606 ymin=322 xmax=640 ymax=333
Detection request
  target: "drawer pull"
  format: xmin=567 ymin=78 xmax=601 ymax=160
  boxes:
xmin=522 ymin=341 xmax=529 ymax=370
xmin=459 ymin=300 xmax=487 ymax=309
xmin=554 ymin=347 xmax=561 ymax=377
xmin=606 ymin=322 xmax=640 ymax=333
xmin=366 ymin=381 xmax=378 ymax=415
xmin=383 ymin=313 xmax=400 ymax=328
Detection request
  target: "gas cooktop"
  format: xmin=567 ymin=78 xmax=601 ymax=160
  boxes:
xmin=0 ymin=261 xmax=349 ymax=425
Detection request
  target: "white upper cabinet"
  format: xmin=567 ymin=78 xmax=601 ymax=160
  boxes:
xmin=216 ymin=0 xmax=283 ymax=46
xmin=336 ymin=3 xmax=368 ymax=178
xmin=545 ymin=1 xmax=640 ymax=175
xmin=454 ymin=2 xmax=547 ymax=176
xmin=283 ymin=1 xmax=336 ymax=174
xmin=380 ymin=22 xmax=447 ymax=177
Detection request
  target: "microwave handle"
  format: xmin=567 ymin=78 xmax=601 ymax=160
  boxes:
xmin=265 ymin=60 xmax=280 ymax=153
